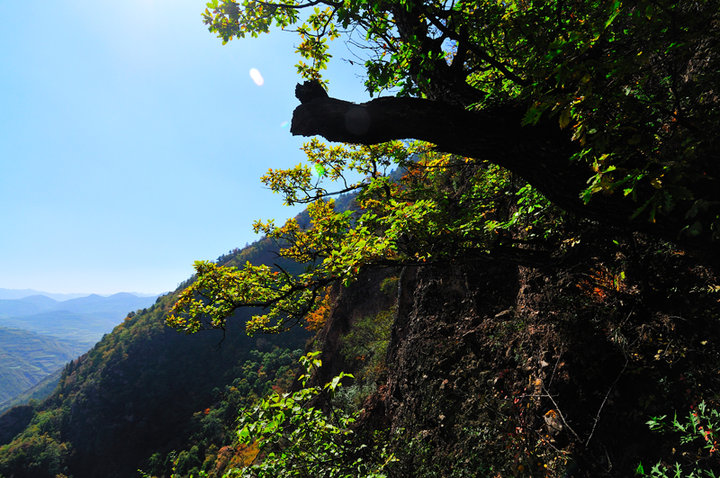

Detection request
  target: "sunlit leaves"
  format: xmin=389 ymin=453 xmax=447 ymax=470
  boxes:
xmin=227 ymin=353 xmax=394 ymax=477
xmin=261 ymin=139 xmax=428 ymax=206
xmin=202 ymin=0 xmax=335 ymax=84
xmin=167 ymin=260 xmax=286 ymax=334
xmin=638 ymin=401 xmax=720 ymax=477
xmin=168 ymin=137 xmax=559 ymax=334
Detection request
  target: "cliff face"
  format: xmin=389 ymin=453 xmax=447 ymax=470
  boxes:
xmin=343 ymin=233 xmax=720 ymax=477
xmin=310 ymin=268 xmax=398 ymax=387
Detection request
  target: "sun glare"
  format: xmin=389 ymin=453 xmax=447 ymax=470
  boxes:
xmin=249 ymin=68 xmax=265 ymax=86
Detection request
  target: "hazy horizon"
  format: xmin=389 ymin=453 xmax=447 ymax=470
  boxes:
xmin=0 ymin=287 xmax=164 ymax=300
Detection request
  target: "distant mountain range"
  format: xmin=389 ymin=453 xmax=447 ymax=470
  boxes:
xmin=0 ymin=288 xmax=160 ymax=301
xmin=0 ymin=288 xmax=88 ymax=301
xmin=0 ymin=292 xmax=162 ymax=343
xmin=0 ymin=290 xmax=161 ymax=413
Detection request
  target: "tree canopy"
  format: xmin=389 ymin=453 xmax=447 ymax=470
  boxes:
xmin=168 ymin=0 xmax=720 ymax=334
xmin=204 ymin=0 xmax=719 ymax=244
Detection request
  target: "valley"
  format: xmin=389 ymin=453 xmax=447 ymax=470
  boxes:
xmin=0 ymin=292 xmax=159 ymax=413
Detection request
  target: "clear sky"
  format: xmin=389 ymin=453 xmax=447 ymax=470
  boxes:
xmin=0 ymin=0 xmax=368 ymax=295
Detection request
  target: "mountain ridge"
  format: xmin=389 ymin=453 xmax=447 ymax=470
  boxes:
xmin=0 ymin=288 xmax=163 ymax=302
xmin=0 ymin=238 xmax=310 ymax=477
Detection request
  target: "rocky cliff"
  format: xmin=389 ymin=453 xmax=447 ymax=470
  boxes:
xmin=318 ymin=229 xmax=720 ymax=477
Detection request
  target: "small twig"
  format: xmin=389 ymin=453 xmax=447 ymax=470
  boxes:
xmin=547 ymin=348 xmax=564 ymax=388
xmin=215 ymin=326 xmax=227 ymax=349
xmin=585 ymin=357 xmax=628 ymax=447
xmin=515 ymin=393 xmax=559 ymax=399
xmin=604 ymin=445 xmax=613 ymax=472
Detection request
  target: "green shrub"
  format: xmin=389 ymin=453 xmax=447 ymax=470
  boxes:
xmin=636 ymin=401 xmax=720 ymax=477
xmin=227 ymin=352 xmax=394 ymax=477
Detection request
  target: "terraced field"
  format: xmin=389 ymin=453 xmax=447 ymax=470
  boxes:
xmin=0 ymin=327 xmax=87 ymax=410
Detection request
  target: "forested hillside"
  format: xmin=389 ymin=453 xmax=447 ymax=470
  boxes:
xmin=0 ymin=242 xmax=309 ymax=478
xmin=2 ymin=0 xmax=720 ymax=477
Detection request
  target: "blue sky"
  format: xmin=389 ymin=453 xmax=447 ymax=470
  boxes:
xmin=0 ymin=0 xmax=368 ymax=294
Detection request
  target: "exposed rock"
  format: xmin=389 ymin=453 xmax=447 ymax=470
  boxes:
xmin=351 ymin=235 xmax=720 ymax=477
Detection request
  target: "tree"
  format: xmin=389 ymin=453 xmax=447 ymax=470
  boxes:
xmin=168 ymin=0 xmax=720 ymax=334
xmin=168 ymin=140 xmax=555 ymax=333
xmin=202 ymin=0 xmax=720 ymax=252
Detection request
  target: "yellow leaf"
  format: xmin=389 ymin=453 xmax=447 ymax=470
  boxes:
xmin=559 ymin=107 xmax=572 ymax=129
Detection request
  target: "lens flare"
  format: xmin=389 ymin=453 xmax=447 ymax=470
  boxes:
xmin=249 ymin=68 xmax=264 ymax=86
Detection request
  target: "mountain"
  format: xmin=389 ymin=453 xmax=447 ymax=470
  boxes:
xmin=0 ymin=292 xmax=160 ymax=343
xmin=0 ymin=369 xmax=64 ymax=415
xmin=0 ymin=240 xmax=309 ymax=478
xmin=2 ymin=213 xmax=720 ymax=476
xmin=0 ymin=293 xmax=161 ymax=415
xmin=0 ymin=292 xmax=160 ymax=321
xmin=0 ymin=310 xmax=122 ymax=345
xmin=0 ymin=296 xmax=59 ymax=318
xmin=0 ymin=328 xmax=88 ymax=411
xmin=0 ymin=289 xmax=86 ymax=301
xmin=58 ymin=292 xmax=158 ymax=315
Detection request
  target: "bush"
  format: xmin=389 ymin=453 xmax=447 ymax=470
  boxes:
xmin=637 ymin=401 xmax=720 ymax=477
xmin=227 ymin=352 xmax=394 ymax=477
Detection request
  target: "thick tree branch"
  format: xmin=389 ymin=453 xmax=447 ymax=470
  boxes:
xmin=291 ymin=82 xmax=630 ymax=224
xmin=290 ymin=82 xmax=720 ymax=260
